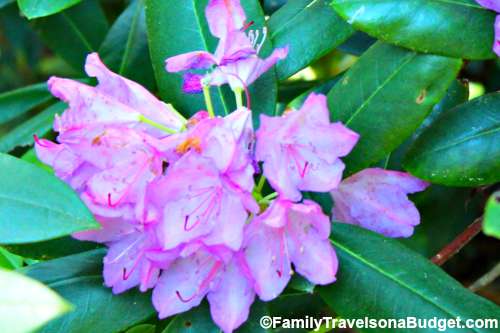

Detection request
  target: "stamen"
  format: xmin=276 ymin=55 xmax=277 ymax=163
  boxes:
xmin=300 ymin=161 xmax=309 ymax=178
xmin=276 ymin=270 xmax=282 ymax=277
xmin=108 ymin=193 xmax=114 ymax=207
xmin=256 ymin=27 xmax=268 ymax=53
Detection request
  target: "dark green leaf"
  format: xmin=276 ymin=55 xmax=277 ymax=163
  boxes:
xmin=100 ymin=0 xmax=155 ymax=89
xmin=404 ymin=93 xmax=500 ymax=186
xmin=21 ymin=250 xmax=155 ymax=333
xmin=320 ymin=223 xmax=500 ymax=333
xmin=5 ymin=236 xmax=101 ymax=260
xmin=146 ymin=0 xmax=278 ymax=122
xmin=162 ymin=302 xmax=218 ymax=333
xmin=287 ymin=77 xmax=340 ymax=109
xmin=0 ymin=102 xmax=65 ymax=153
xmin=0 ymin=268 xmax=71 ymax=333
xmin=484 ymin=191 xmax=500 ymax=239
xmin=0 ymin=82 xmax=51 ymax=125
xmin=337 ymin=31 xmax=376 ymax=56
xmin=18 ymin=0 xmax=81 ymax=19
xmin=268 ymin=0 xmax=354 ymax=80
xmin=0 ymin=153 xmax=99 ymax=244
xmin=0 ymin=0 xmax=14 ymax=9
xmin=331 ymin=0 xmax=496 ymax=60
xmin=328 ymin=42 xmax=462 ymax=175
xmin=33 ymin=0 xmax=109 ymax=71
xmin=21 ymin=147 xmax=54 ymax=173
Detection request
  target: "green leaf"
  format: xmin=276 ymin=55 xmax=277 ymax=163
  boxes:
xmin=337 ymin=31 xmax=376 ymax=56
xmin=0 ymin=247 xmax=23 ymax=269
xmin=100 ymin=0 xmax=155 ymax=89
xmin=18 ymin=0 xmax=82 ymax=19
xmin=5 ymin=236 xmax=101 ymax=260
xmin=21 ymin=147 xmax=54 ymax=173
xmin=33 ymin=0 xmax=109 ymax=71
xmin=331 ymin=0 xmax=496 ymax=60
xmin=0 ymin=102 xmax=65 ymax=153
xmin=0 ymin=268 xmax=71 ymax=333
xmin=0 ymin=82 xmax=51 ymax=125
xmin=146 ymin=0 xmax=278 ymax=122
xmin=328 ymin=42 xmax=462 ymax=175
xmin=0 ymin=0 xmax=14 ymax=9
xmin=320 ymin=223 xmax=500 ymax=333
xmin=483 ymin=191 xmax=500 ymax=239
xmin=287 ymin=77 xmax=340 ymax=109
xmin=126 ymin=324 xmax=156 ymax=333
xmin=0 ymin=153 xmax=99 ymax=244
xmin=21 ymin=249 xmax=156 ymax=333
xmin=162 ymin=302 xmax=219 ymax=333
xmin=404 ymin=93 xmax=500 ymax=186
xmin=268 ymin=0 xmax=354 ymax=80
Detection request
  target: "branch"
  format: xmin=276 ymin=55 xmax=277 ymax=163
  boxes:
xmin=431 ymin=217 xmax=483 ymax=266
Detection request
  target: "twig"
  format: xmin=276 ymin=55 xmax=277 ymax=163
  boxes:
xmin=431 ymin=217 xmax=483 ymax=266
xmin=469 ymin=262 xmax=500 ymax=292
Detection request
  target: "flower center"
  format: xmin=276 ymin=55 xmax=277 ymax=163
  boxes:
xmin=175 ymin=137 xmax=202 ymax=154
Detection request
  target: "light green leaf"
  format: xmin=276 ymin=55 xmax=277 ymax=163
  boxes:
xmin=0 ymin=268 xmax=71 ymax=333
xmin=484 ymin=192 xmax=500 ymax=239
xmin=0 ymin=153 xmax=99 ymax=244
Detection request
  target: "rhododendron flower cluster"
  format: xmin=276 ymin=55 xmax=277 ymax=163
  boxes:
xmin=34 ymin=0 xmax=429 ymax=332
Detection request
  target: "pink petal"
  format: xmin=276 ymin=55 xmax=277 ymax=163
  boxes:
xmin=207 ymin=258 xmax=255 ymax=333
xmin=243 ymin=221 xmax=291 ymax=301
xmin=165 ymin=51 xmax=217 ymax=72
xmin=331 ymin=168 xmax=429 ymax=238
xmin=476 ymin=0 xmax=500 ymax=12
xmin=206 ymin=0 xmax=246 ymax=38
xmin=152 ymin=250 xmax=221 ymax=319
xmin=286 ymin=201 xmax=337 ymax=285
xmin=495 ymin=15 xmax=500 ymax=56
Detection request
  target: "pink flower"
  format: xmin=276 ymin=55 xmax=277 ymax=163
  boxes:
xmin=152 ymin=243 xmax=255 ymax=333
xmin=35 ymin=126 xmax=166 ymax=240
xmin=331 ymin=168 xmax=429 ymax=238
xmin=476 ymin=0 xmax=500 ymax=56
xmin=50 ymin=53 xmax=186 ymax=136
xmin=165 ymin=0 xmax=288 ymax=91
xmin=255 ymin=93 xmax=359 ymax=201
xmin=243 ymin=200 xmax=338 ymax=301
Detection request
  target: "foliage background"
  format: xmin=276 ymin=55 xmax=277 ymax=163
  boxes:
xmin=0 ymin=0 xmax=499 ymax=332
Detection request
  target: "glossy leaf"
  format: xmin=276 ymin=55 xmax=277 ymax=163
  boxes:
xmin=0 ymin=82 xmax=51 ymax=125
xmin=18 ymin=0 xmax=82 ymax=19
xmin=337 ymin=31 xmax=376 ymax=56
xmin=0 ymin=153 xmax=99 ymax=244
xmin=100 ymin=0 xmax=155 ymax=89
xmin=328 ymin=42 xmax=462 ymax=175
xmin=5 ymin=236 xmax=101 ymax=260
xmin=21 ymin=250 xmax=156 ymax=333
xmin=268 ymin=0 xmax=354 ymax=80
xmin=146 ymin=0 xmax=278 ymax=122
xmin=33 ymin=0 xmax=109 ymax=71
xmin=404 ymin=93 xmax=500 ymax=186
xmin=483 ymin=191 xmax=500 ymax=239
xmin=126 ymin=324 xmax=156 ymax=333
xmin=0 ymin=247 xmax=23 ymax=269
xmin=0 ymin=268 xmax=71 ymax=333
xmin=162 ymin=302 xmax=219 ymax=333
xmin=320 ymin=223 xmax=500 ymax=332
xmin=0 ymin=0 xmax=14 ymax=9
xmin=331 ymin=0 xmax=496 ymax=60
xmin=0 ymin=102 xmax=64 ymax=153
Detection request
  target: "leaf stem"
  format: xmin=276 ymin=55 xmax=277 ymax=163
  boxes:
xmin=431 ymin=216 xmax=483 ymax=266
xmin=203 ymin=85 xmax=215 ymax=118
xmin=234 ymin=88 xmax=244 ymax=108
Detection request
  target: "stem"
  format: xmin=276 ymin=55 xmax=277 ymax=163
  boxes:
xmin=138 ymin=115 xmax=177 ymax=134
xmin=431 ymin=217 xmax=483 ymax=266
xmin=469 ymin=262 xmax=500 ymax=292
xmin=234 ymin=88 xmax=243 ymax=108
xmin=203 ymin=85 xmax=215 ymax=118
xmin=256 ymin=174 xmax=266 ymax=194
xmin=259 ymin=192 xmax=278 ymax=204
